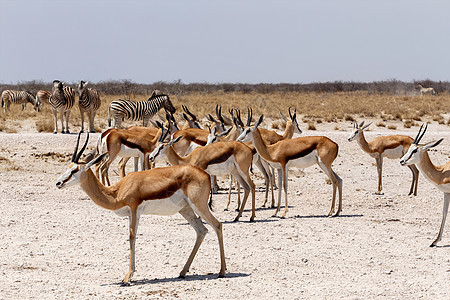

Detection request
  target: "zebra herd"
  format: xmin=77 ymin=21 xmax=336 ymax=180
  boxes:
xmin=1 ymin=80 xmax=175 ymax=134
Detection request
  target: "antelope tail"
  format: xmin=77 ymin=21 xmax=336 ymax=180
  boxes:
xmin=107 ymin=107 xmax=112 ymax=127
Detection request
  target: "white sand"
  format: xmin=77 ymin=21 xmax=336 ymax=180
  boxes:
xmin=1 ymin=120 xmax=450 ymax=299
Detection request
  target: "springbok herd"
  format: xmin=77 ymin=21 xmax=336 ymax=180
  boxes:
xmin=2 ymin=82 xmax=449 ymax=285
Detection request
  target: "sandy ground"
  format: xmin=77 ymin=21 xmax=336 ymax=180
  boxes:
xmin=1 ymin=120 xmax=450 ymax=299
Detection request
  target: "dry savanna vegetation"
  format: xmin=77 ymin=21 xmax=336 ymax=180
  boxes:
xmin=1 ymin=87 xmax=450 ymax=133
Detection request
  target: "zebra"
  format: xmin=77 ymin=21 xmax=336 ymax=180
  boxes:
xmin=36 ymin=90 xmax=51 ymax=108
xmin=77 ymin=81 xmax=101 ymax=133
xmin=1 ymin=90 xmax=40 ymax=113
xmin=107 ymin=92 xmax=176 ymax=128
xmin=49 ymin=80 xmax=75 ymax=134
xmin=417 ymin=84 xmax=436 ymax=96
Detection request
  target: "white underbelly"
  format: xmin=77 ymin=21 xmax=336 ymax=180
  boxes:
xmin=287 ymin=150 xmax=318 ymax=169
xmin=205 ymin=156 xmax=235 ymax=175
xmin=382 ymin=145 xmax=404 ymax=159
xmin=113 ymin=190 xmax=187 ymax=217
xmin=118 ymin=145 xmax=142 ymax=158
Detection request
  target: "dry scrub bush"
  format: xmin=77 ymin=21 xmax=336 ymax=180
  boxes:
xmin=387 ymin=125 xmax=397 ymax=130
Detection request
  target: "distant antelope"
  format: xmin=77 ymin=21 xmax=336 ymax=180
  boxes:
xmin=348 ymin=121 xmax=419 ymax=195
xmin=77 ymin=81 xmax=101 ymax=133
xmin=1 ymin=90 xmax=40 ymax=113
xmin=49 ymin=80 xmax=75 ymax=134
xmin=400 ymin=124 xmax=450 ymax=247
xmin=417 ymin=84 xmax=436 ymax=96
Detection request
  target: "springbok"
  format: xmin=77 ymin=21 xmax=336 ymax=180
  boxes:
xmin=56 ymin=133 xmax=226 ymax=284
xmin=348 ymin=121 xmax=419 ymax=195
xmin=417 ymin=84 xmax=436 ymax=96
xmin=235 ymin=107 xmax=303 ymax=208
xmin=206 ymin=109 xmax=274 ymax=211
xmin=400 ymin=124 xmax=450 ymax=247
xmin=149 ymin=136 xmax=256 ymax=222
xmin=96 ymin=125 xmax=168 ymax=186
xmin=237 ymin=115 xmax=342 ymax=218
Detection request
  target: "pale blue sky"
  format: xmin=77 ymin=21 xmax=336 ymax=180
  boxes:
xmin=1 ymin=0 xmax=449 ymax=84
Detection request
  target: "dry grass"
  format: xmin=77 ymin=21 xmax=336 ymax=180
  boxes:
xmin=1 ymin=91 xmax=449 ymax=132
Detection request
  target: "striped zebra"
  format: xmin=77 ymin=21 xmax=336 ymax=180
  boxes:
xmin=36 ymin=90 xmax=51 ymax=108
xmin=49 ymin=80 xmax=75 ymax=134
xmin=107 ymin=92 xmax=176 ymax=128
xmin=1 ymin=90 xmax=40 ymax=113
xmin=77 ymin=81 xmax=101 ymax=133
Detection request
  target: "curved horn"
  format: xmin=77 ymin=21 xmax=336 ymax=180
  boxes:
xmin=216 ymin=105 xmax=225 ymax=124
xmin=246 ymin=107 xmax=252 ymax=127
xmin=74 ymin=132 xmax=90 ymax=163
xmin=414 ymin=123 xmax=428 ymax=144
xmin=158 ymin=126 xmax=168 ymax=142
xmin=71 ymin=132 xmax=82 ymax=162
xmin=183 ymin=105 xmax=197 ymax=121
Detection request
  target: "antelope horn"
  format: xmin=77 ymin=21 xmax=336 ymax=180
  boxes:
xmin=216 ymin=105 xmax=225 ymax=124
xmin=183 ymin=105 xmax=197 ymax=121
xmin=71 ymin=132 xmax=82 ymax=162
xmin=74 ymin=133 xmax=90 ymax=163
xmin=361 ymin=122 xmax=372 ymax=130
xmin=415 ymin=123 xmax=428 ymax=144
xmin=246 ymin=107 xmax=252 ymax=127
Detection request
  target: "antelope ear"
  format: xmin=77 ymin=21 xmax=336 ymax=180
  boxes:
xmin=423 ymin=138 xmax=444 ymax=150
xmin=254 ymin=115 xmax=264 ymax=129
xmin=169 ymin=135 xmax=183 ymax=145
xmin=85 ymin=153 xmax=107 ymax=169
xmin=361 ymin=122 xmax=372 ymax=130
xmin=219 ymin=126 xmax=232 ymax=137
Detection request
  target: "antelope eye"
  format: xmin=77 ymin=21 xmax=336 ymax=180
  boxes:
xmin=412 ymin=149 xmax=418 ymax=153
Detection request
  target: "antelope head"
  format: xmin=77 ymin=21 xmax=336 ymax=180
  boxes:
xmin=56 ymin=133 xmax=106 ymax=189
xmin=280 ymin=107 xmax=302 ymax=134
xmin=148 ymin=135 xmax=182 ymax=163
xmin=400 ymin=124 xmax=443 ymax=166
xmin=237 ymin=114 xmax=263 ymax=143
xmin=348 ymin=121 xmax=372 ymax=142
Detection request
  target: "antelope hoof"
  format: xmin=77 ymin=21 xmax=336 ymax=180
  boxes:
xmin=90 ymin=130 xmax=96 ymax=133
xmin=233 ymin=217 xmax=240 ymax=222
xmin=218 ymin=272 xmax=225 ymax=278
xmin=121 ymin=281 xmax=131 ymax=287
xmin=53 ymin=131 xmax=57 ymax=134
xmin=375 ymin=191 xmax=383 ymax=195
xmin=249 ymin=216 xmax=255 ymax=222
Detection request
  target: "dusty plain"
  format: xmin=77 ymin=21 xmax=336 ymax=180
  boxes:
xmin=1 ymin=117 xmax=450 ymax=299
